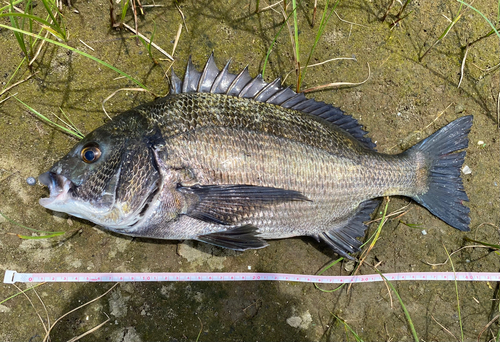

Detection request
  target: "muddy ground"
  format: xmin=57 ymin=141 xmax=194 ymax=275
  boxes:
xmin=0 ymin=0 xmax=499 ymax=341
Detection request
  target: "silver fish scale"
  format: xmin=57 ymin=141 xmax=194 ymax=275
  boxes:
xmin=153 ymin=121 xmax=419 ymax=238
xmin=143 ymin=93 xmax=364 ymax=158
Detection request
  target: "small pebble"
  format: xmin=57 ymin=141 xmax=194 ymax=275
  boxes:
xmin=247 ymin=265 xmax=251 ymax=270
xmin=421 ymin=230 xmax=427 ymax=235
xmin=344 ymin=260 xmax=355 ymax=272
xmin=462 ymin=165 xmax=472 ymax=175
xmin=477 ymin=140 xmax=484 ymax=145
xmin=454 ymin=104 xmax=465 ymax=113
xmin=26 ymin=177 xmax=36 ymax=186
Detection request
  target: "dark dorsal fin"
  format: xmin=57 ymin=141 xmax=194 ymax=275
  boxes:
xmin=170 ymin=53 xmax=375 ymax=149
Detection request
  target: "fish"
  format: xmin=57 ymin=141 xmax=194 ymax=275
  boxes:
xmin=38 ymin=54 xmax=472 ymax=259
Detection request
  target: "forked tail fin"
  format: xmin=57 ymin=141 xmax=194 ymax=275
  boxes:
xmin=409 ymin=115 xmax=473 ymax=231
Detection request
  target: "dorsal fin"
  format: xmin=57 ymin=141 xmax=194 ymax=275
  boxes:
xmin=169 ymin=53 xmax=375 ymax=149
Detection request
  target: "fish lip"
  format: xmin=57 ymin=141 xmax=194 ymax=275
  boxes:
xmin=39 ymin=172 xmax=74 ymax=207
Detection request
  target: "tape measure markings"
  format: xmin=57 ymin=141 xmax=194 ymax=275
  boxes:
xmin=3 ymin=270 xmax=500 ymax=284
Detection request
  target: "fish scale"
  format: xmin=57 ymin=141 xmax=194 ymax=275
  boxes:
xmin=147 ymin=93 xmax=362 ymax=157
xmin=38 ymin=54 xmax=472 ymax=259
xmin=162 ymin=123 xmax=415 ymax=236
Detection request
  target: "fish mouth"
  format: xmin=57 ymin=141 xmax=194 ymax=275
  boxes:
xmin=39 ymin=172 xmax=74 ymax=208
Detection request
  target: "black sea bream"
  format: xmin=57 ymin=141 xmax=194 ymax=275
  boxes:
xmin=39 ymin=55 xmax=472 ymax=259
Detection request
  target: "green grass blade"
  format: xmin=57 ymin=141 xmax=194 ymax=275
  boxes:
xmin=0 ymin=24 xmax=148 ymax=90
xmin=14 ymin=96 xmax=84 ymax=139
xmin=357 ymin=199 xmax=390 ymax=251
xmin=8 ymin=4 xmax=29 ymax=63
xmin=456 ymin=0 xmax=500 ymax=40
xmin=51 ymin=111 xmax=84 ymax=138
xmin=0 ymin=12 xmax=65 ymax=40
xmin=376 ymin=270 xmax=419 ymax=342
xmin=0 ymin=211 xmax=65 ymax=235
xmin=121 ymin=0 xmax=130 ymax=22
xmin=333 ymin=314 xmax=364 ymax=342
xmin=40 ymin=0 xmax=66 ymax=40
xmin=420 ymin=3 xmax=464 ymax=61
xmin=26 ymin=0 xmax=34 ymax=55
xmin=437 ymin=13 xmax=462 ymax=41
xmin=137 ymin=36 xmax=149 ymax=51
xmin=399 ymin=221 xmax=423 ymax=229
xmin=136 ymin=21 xmax=157 ymax=63
xmin=443 ymin=245 xmax=463 ymax=342
xmin=2 ymin=9 xmax=53 ymax=88
xmin=60 ymin=107 xmax=85 ymax=138
xmin=261 ymin=9 xmax=296 ymax=78
xmin=300 ymin=0 xmax=340 ymax=90
xmin=464 ymin=237 xmax=500 ymax=249
xmin=314 ymin=257 xmax=345 ymax=292
xmin=0 ymin=0 xmax=23 ymax=13
xmin=360 ymin=198 xmax=390 ymax=257
xmin=291 ymin=0 xmax=300 ymax=90
xmin=17 ymin=232 xmax=65 ymax=239
xmin=0 ymin=283 xmax=45 ymax=306
xmin=4 ymin=57 xmax=26 ymax=89
xmin=317 ymin=257 xmax=344 ymax=275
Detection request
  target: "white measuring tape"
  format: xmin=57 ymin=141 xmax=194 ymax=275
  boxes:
xmin=3 ymin=270 xmax=499 ymax=284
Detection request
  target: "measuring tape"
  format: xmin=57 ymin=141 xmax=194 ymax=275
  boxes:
xmin=3 ymin=270 xmax=500 ymax=284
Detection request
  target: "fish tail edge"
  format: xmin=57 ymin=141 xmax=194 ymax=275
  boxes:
xmin=410 ymin=115 xmax=473 ymax=231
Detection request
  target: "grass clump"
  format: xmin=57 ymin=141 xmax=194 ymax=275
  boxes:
xmin=261 ymin=0 xmax=341 ymax=92
xmin=0 ymin=23 xmax=148 ymax=89
xmin=0 ymin=0 xmax=67 ymax=71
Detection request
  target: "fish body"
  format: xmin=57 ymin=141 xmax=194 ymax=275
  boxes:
xmin=39 ymin=55 xmax=472 ymax=258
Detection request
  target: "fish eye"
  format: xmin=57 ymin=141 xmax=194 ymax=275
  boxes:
xmin=81 ymin=144 xmax=102 ymax=163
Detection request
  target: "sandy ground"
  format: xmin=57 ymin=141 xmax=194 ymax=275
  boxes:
xmin=0 ymin=0 xmax=499 ymax=341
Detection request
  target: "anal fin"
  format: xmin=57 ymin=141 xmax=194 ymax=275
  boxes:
xmin=316 ymin=199 xmax=380 ymax=260
xmin=197 ymin=225 xmax=268 ymax=251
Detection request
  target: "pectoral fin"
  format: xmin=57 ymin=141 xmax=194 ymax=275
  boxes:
xmin=197 ymin=225 xmax=268 ymax=250
xmin=177 ymin=184 xmax=309 ymax=225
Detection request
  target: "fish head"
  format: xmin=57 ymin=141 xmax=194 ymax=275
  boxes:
xmin=39 ymin=111 xmax=161 ymax=229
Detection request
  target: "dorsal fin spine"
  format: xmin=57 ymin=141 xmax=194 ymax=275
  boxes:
xmin=238 ymin=74 xmax=261 ymax=98
xmin=254 ymin=78 xmax=281 ymax=102
xmin=210 ymin=59 xmax=231 ymax=93
xmin=280 ymin=93 xmax=305 ymax=108
xmin=170 ymin=69 xmax=182 ymax=94
xmin=226 ymin=66 xmax=249 ymax=95
xmin=169 ymin=55 xmax=376 ymax=149
xmin=266 ymin=86 xmax=290 ymax=104
xmin=198 ymin=53 xmax=213 ymax=92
